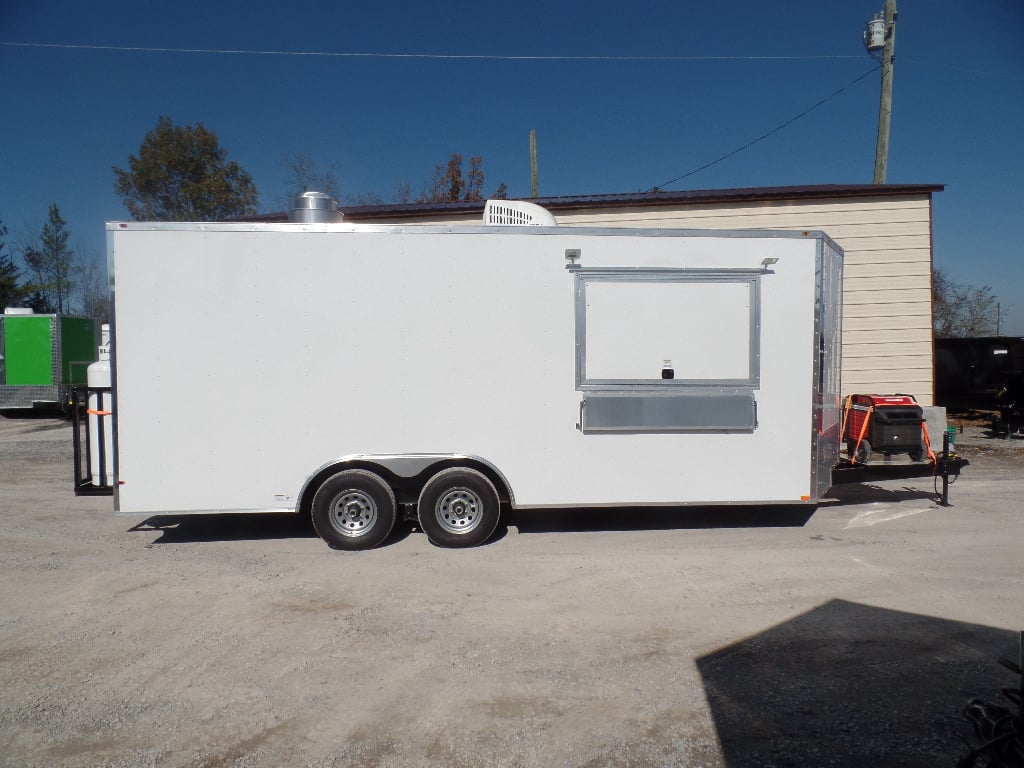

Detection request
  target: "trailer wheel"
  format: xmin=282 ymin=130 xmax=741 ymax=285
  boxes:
xmin=311 ymin=470 xmax=397 ymax=550
xmin=849 ymin=439 xmax=872 ymax=464
xmin=908 ymin=445 xmax=925 ymax=462
xmin=417 ymin=468 xmax=500 ymax=548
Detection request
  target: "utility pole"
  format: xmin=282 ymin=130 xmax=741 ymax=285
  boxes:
xmin=530 ymin=130 xmax=539 ymax=198
xmin=872 ymin=0 xmax=897 ymax=183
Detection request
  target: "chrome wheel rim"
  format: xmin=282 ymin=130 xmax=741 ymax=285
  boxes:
xmin=329 ymin=490 xmax=378 ymax=537
xmin=435 ymin=487 xmax=483 ymax=534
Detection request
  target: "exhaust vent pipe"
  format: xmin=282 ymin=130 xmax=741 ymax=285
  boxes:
xmin=289 ymin=191 xmax=342 ymax=223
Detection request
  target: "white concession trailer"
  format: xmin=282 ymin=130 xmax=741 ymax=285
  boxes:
xmin=76 ymin=204 xmax=845 ymax=550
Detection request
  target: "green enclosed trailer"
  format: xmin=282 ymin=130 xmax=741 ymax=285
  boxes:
xmin=0 ymin=310 xmax=98 ymax=412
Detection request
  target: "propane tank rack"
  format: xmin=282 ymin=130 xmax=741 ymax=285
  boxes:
xmin=72 ymin=384 xmax=114 ymax=497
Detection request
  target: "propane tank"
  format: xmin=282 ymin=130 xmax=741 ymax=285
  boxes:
xmin=87 ymin=325 xmax=113 ymax=487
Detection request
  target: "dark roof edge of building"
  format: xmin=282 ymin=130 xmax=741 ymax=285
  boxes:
xmin=246 ymin=183 xmax=944 ymax=222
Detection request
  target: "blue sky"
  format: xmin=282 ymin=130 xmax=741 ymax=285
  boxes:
xmin=2 ymin=1 xmax=1022 ymax=332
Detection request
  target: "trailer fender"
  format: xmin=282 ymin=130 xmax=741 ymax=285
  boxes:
xmin=297 ymin=454 xmax=515 ymax=517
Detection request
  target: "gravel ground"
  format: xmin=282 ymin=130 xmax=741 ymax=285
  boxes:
xmin=0 ymin=415 xmax=1021 ymax=768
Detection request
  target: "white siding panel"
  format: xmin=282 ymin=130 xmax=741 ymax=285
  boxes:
xmin=844 ymin=289 xmax=932 ymax=306
xmin=844 ymin=373 xmax=932 ymax=393
xmin=562 ymin=212 xmax=924 ymax=232
xmin=843 ymin=316 xmax=932 ymax=334
xmin=833 ymin=235 xmax=932 ymax=251
xmin=844 ymin=260 xmax=932 ymax=278
xmin=844 ymin=340 xmax=932 ymax=357
xmin=843 ymin=301 xmax=931 ymax=318
xmin=844 ymin=354 xmax=932 ymax=371
xmin=842 ymin=327 xmax=932 ymax=344
xmin=795 ymin=222 xmax=929 ymax=239
xmin=843 ymin=248 xmax=932 ymax=265
xmin=846 ymin=370 xmax=932 ymax=386
xmin=844 ymin=274 xmax=931 ymax=291
xmin=555 ymin=197 xmax=932 ymax=227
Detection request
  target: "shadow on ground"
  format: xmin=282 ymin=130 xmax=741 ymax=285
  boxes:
xmin=697 ymin=599 xmax=1019 ymax=767
xmin=130 ymin=513 xmax=318 ymax=543
xmin=508 ymin=505 xmax=816 ymax=535
xmin=127 ymin=478 xmax=976 ymax=545
xmin=130 ymin=506 xmax=817 ymax=544
xmin=0 ymin=410 xmax=66 ymax=420
xmin=824 ymin=482 xmax=945 ymax=506
xmin=130 ymin=514 xmax=422 ymax=547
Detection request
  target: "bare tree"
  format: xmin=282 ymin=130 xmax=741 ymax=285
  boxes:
xmin=416 ymin=154 xmax=505 ymax=203
xmin=77 ymin=250 xmax=109 ymax=323
xmin=280 ymin=152 xmax=339 ymax=209
xmin=933 ymin=267 xmax=999 ymax=337
xmin=394 ymin=181 xmax=412 ymax=204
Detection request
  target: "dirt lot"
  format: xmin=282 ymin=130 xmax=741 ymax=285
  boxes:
xmin=0 ymin=415 xmax=1021 ymax=768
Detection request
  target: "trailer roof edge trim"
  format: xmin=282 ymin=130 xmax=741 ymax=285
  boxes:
xmin=105 ymin=220 xmax=840 ymax=245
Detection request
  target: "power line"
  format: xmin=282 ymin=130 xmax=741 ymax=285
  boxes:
xmin=7 ymin=41 xmax=1016 ymax=82
xmin=648 ymin=65 xmax=881 ymax=191
xmin=0 ymin=41 xmax=863 ymax=62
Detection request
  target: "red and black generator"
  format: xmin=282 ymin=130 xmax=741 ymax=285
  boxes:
xmin=843 ymin=394 xmax=928 ymax=463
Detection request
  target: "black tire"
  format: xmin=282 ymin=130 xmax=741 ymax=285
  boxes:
xmin=417 ymin=468 xmax=501 ymax=548
xmin=849 ymin=439 xmax=872 ymax=464
xmin=908 ymin=445 xmax=925 ymax=462
xmin=311 ymin=470 xmax=397 ymax=550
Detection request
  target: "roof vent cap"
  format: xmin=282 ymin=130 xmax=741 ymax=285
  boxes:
xmin=289 ymin=191 xmax=343 ymax=223
xmin=483 ymin=200 xmax=557 ymax=227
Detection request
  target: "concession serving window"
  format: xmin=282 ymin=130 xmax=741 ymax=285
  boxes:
xmin=573 ymin=268 xmax=764 ymax=433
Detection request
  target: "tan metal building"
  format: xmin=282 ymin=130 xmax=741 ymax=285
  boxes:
xmin=282 ymin=183 xmax=943 ymax=404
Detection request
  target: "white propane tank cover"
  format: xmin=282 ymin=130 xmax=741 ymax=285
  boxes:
xmin=3 ymin=307 xmax=35 ymax=315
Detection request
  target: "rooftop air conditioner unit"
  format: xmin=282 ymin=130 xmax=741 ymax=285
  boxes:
xmin=483 ymin=200 xmax=557 ymax=227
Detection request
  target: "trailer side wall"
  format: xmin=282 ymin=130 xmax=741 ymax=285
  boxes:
xmin=109 ymin=225 xmax=839 ymax=514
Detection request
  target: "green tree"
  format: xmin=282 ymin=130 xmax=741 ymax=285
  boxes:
xmin=23 ymin=204 xmax=77 ymax=314
xmin=113 ymin=116 xmax=258 ymax=221
xmin=933 ymin=267 xmax=999 ymax=337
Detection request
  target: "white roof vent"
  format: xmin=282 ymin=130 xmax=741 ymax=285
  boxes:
xmin=483 ymin=200 xmax=557 ymax=227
